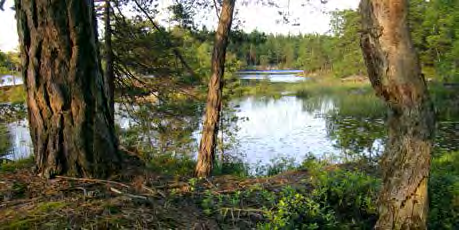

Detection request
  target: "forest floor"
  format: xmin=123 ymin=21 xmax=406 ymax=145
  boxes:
xmin=0 ymin=156 xmax=328 ymax=229
xmin=2 ymin=151 xmax=457 ymax=229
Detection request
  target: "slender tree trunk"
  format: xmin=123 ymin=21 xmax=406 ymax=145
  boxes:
xmin=15 ymin=0 xmax=120 ymax=178
xmin=104 ymin=0 xmax=115 ymax=121
xmin=195 ymin=0 xmax=236 ymax=177
xmin=359 ymin=0 xmax=435 ymax=229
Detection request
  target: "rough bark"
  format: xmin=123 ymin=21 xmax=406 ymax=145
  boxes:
xmin=195 ymin=0 xmax=236 ymax=177
xmin=359 ymin=0 xmax=435 ymax=229
xmin=15 ymin=0 xmax=120 ymax=178
xmin=104 ymin=0 xmax=115 ymax=121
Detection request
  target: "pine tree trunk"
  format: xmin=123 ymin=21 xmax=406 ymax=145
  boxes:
xmin=195 ymin=0 xmax=236 ymax=177
xmin=359 ymin=0 xmax=435 ymax=229
xmin=15 ymin=0 xmax=120 ymax=178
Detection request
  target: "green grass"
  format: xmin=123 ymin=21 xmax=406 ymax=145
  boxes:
xmin=146 ymin=153 xmax=196 ymax=176
xmin=0 ymin=157 xmax=34 ymax=173
xmin=236 ymin=76 xmax=386 ymax=118
xmin=0 ymin=86 xmax=26 ymax=103
xmin=333 ymin=93 xmax=386 ymax=118
xmin=429 ymin=151 xmax=459 ymax=229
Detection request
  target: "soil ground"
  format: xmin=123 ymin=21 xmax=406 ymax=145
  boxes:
xmin=0 ymin=157 xmax=313 ymax=230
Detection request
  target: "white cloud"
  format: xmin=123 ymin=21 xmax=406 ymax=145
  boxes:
xmin=0 ymin=0 xmax=18 ymax=52
xmin=188 ymin=0 xmax=359 ymax=34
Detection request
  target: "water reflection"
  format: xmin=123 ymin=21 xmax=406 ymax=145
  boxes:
xmin=0 ymin=75 xmax=23 ymax=88
xmin=233 ymin=96 xmax=338 ymax=166
xmin=436 ymin=121 xmax=459 ymax=153
xmin=116 ymin=100 xmax=202 ymax=158
xmin=2 ymin=93 xmax=459 ymax=167
xmin=6 ymin=120 xmax=31 ymax=160
xmin=326 ymin=115 xmax=385 ymax=160
xmin=240 ymin=74 xmax=306 ymax=83
xmin=0 ymin=103 xmax=30 ymax=160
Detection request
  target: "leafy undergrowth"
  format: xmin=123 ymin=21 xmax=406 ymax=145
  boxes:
xmin=2 ymin=152 xmax=458 ymax=229
xmin=0 ymin=157 xmax=382 ymax=230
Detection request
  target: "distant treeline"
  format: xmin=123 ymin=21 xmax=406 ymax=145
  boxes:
xmin=0 ymin=51 xmax=20 ymax=75
xmin=188 ymin=9 xmax=365 ymax=79
xmin=226 ymin=9 xmax=366 ymax=78
xmin=226 ymin=0 xmax=459 ymax=80
xmin=2 ymin=0 xmax=457 ymax=81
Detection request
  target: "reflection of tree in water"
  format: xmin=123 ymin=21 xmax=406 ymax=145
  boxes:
xmin=0 ymin=103 xmax=27 ymax=123
xmin=0 ymin=123 xmax=12 ymax=158
xmin=299 ymin=96 xmax=334 ymax=116
xmin=325 ymin=114 xmax=386 ymax=161
xmin=117 ymin=98 xmax=202 ymax=158
xmin=298 ymin=94 xmax=387 ymax=161
xmin=435 ymin=122 xmax=459 ymax=153
xmin=0 ymin=103 xmax=27 ymax=159
xmin=217 ymin=104 xmax=245 ymax=165
xmin=117 ymin=97 xmax=242 ymax=162
xmin=430 ymin=87 xmax=459 ymax=152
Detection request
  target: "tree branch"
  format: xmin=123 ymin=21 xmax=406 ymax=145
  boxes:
xmin=132 ymin=0 xmax=197 ymax=78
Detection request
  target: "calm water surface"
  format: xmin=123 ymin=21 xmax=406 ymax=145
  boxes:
xmin=233 ymin=96 xmax=339 ymax=165
xmin=3 ymin=75 xmax=459 ymax=167
xmin=0 ymin=95 xmax=386 ymax=164
xmin=240 ymin=74 xmax=306 ymax=83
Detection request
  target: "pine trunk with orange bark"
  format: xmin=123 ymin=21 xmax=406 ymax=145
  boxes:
xmin=15 ymin=0 xmax=120 ymax=178
xmin=195 ymin=0 xmax=236 ymax=177
xmin=359 ymin=0 xmax=435 ymax=229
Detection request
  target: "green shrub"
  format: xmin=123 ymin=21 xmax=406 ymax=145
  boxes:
xmin=259 ymin=158 xmax=380 ymax=229
xmin=0 ymin=157 xmax=34 ymax=173
xmin=312 ymin=168 xmax=380 ymax=228
xmin=146 ymin=153 xmax=195 ymax=176
xmin=429 ymin=151 xmax=459 ymax=229
xmin=254 ymin=157 xmax=297 ymax=176
xmin=213 ymin=160 xmax=250 ymax=178
xmin=260 ymin=186 xmax=337 ymax=230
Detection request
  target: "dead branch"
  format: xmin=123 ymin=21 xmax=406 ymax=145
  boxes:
xmin=55 ymin=176 xmax=131 ymax=189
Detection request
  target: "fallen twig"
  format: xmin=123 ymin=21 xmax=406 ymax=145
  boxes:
xmin=55 ymin=176 xmax=131 ymax=189
xmin=155 ymin=182 xmax=189 ymax=189
xmin=110 ymin=187 xmax=148 ymax=200
xmin=75 ymin=187 xmax=88 ymax=196
xmin=0 ymin=198 xmax=40 ymax=208
xmin=142 ymin=185 xmax=166 ymax=198
xmin=204 ymin=178 xmax=217 ymax=189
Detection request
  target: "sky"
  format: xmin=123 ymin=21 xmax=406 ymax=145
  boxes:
xmin=0 ymin=0 xmax=359 ymax=52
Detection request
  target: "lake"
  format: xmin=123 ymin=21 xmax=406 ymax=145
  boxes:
xmin=2 ymin=75 xmax=459 ymax=169
xmin=239 ymin=74 xmax=307 ymax=82
xmin=2 ymin=95 xmax=361 ymax=163
xmin=238 ymin=70 xmax=307 ymax=83
xmin=0 ymin=75 xmax=23 ymax=88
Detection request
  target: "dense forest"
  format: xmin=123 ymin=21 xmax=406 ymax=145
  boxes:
xmin=1 ymin=0 xmax=458 ymax=80
xmin=229 ymin=0 xmax=459 ymax=81
xmin=0 ymin=0 xmax=458 ymax=229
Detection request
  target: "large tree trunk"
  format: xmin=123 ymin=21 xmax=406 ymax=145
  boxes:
xmin=359 ymin=0 xmax=435 ymax=229
xmin=104 ymin=0 xmax=115 ymax=121
xmin=15 ymin=0 xmax=120 ymax=178
xmin=195 ymin=0 xmax=236 ymax=177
